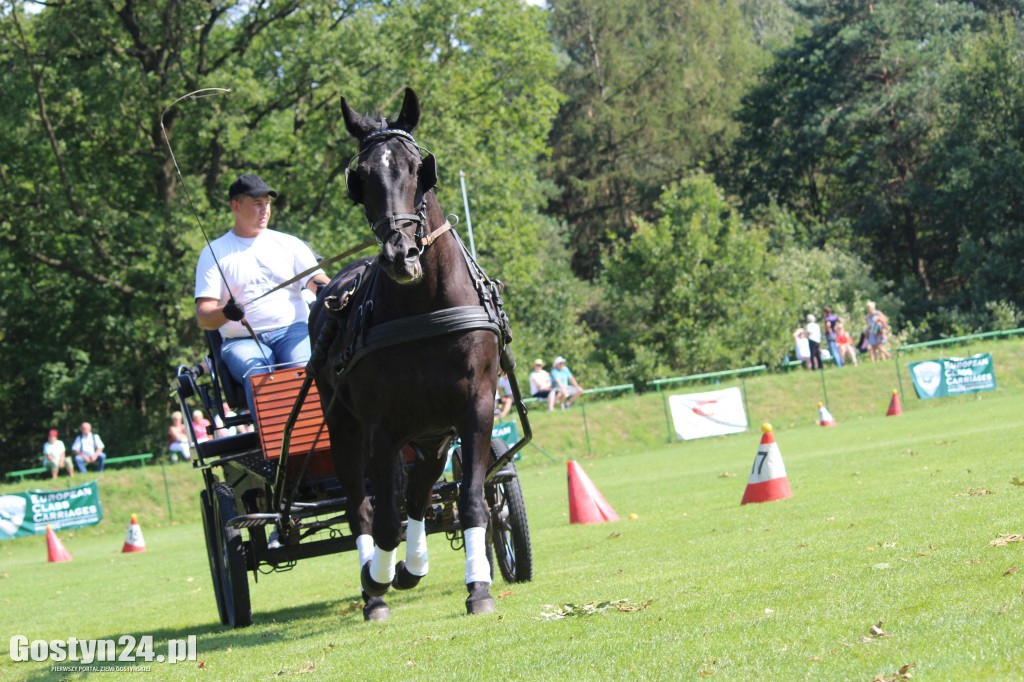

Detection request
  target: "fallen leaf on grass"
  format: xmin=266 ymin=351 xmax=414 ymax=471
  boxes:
xmin=1003 ymin=566 xmax=1019 ymax=577
xmin=718 ymin=472 xmax=736 ymax=478
xmin=197 ymin=661 xmax=207 ymax=669
xmin=1011 ymin=476 xmax=1024 ymax=487
xmin=535 ymin=599 xmax=648 ymax=620
xmin=869 ymin=621 xmax=890 ymax=638
xmin=873 ymin=662 xmax=917 ymax=681
xmin=956 ymin=487 xmax=992 ymax=497
xmin=697 ymin=658 xmax=718 ymax=676
xmin=608 ymin=532 xmax=622 ymax=539
xmin=297 ymin=660 xmax=315 ymax=674
xmin=988 ymin=534 xmax=1024 ymax=547
xmin=498 ymin=590 xmax=513 ymax=598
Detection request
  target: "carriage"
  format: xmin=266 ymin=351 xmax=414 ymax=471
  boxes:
xmin=171 ymin=88 xmax=534 ymax=627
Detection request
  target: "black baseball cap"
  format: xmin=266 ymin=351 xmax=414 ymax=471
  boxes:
xmin=228 ymin=174 xmax=278 ymax=201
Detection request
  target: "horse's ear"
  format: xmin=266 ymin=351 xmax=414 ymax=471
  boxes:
xmin=393 ymin=88 xmax=420 ymax=133
xmin=419 ymin=153 xmax=437 ymax=192
xmin=341 ymin=96 xmax=373 ymax=141
xmin=345 ymin=167 xmax=363 ymax=204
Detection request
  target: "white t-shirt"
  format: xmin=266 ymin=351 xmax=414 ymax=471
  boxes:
xmin=195 ymin=229 xmax=325 ymax=338
xmin=805 ymin=321 xmax=822 ymax=344
xmin=529 ymin=369 xmax=552 ymax=395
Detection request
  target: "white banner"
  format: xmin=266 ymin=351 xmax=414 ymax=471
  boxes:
xmin=669 ymin=387 xmax=748 ymax=441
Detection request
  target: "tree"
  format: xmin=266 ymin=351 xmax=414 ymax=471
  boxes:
xmin=598 ymin=172 xmax=779 ymax=382
xmin=546 ymin=0 xmax=766 ymax=279
xmin=0 ymin=0 xmax=561 ymax=471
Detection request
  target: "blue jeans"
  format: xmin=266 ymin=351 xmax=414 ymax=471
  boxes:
xmin=220 ymin=322 xmax=312 ymax=420
xmin=828 ymin=338 xmax=843 ymax=367
xmin=74 ymin=453 xmax=106 ymax=473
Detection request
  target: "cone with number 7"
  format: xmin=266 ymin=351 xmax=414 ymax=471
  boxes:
xmin=741 ymin=423 xmax=792 ymax=505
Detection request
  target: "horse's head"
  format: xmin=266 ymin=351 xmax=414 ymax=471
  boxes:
xmin=342 ymin=88 xmax=438 ymax=285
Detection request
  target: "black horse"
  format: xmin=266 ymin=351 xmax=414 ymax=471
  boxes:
xmin=308 ymin=88 xmax=508 ymax=621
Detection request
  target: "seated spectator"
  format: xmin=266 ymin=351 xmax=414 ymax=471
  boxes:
xmin=42 ymin=429 xmax=74 ymax=479
xmin=495 ymin=371 xmax=514 ymax=420
xmin=550 ymin=356 xmax=583 ymax=409
xmin=168 ymin=411 xmax=192 ymax=463
xmin=793 ymin=328 xmax=811 ymax=369
xmin=192 ymin=409 xmax=212 ymax=444
xmin=72 ymin=422 xmax=106 ymax=473
xmin=528 ymin=358 xmax=558 ymax=411
xmin=835 ymin=321 xmax=858 ymax=366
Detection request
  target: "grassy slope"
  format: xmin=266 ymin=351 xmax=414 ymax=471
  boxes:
xmin=1 ymin=338 xmax=1022 ymax=680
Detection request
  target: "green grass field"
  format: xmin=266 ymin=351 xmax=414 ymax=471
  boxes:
xmin=2 ymin=343 xmax=1023 ymax=680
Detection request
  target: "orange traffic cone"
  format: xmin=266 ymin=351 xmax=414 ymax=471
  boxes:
xmin=46 ymin=524 xmax=72 ymax=563
xmin=818 ymin=402 xmax=837 ymax=427
xmin=886 ymin=389 xmax=903 ymax=416
xmin=741 ymin=424 xmax=792 ymax=505
xmin=567 ymin=460 xmax=619 ymax=524
xmin=122 ymin=513 xmax=146 ymax=553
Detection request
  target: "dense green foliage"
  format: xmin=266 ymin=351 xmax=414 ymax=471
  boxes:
xmin=2 ymin=0 xmax=1024 ymax=472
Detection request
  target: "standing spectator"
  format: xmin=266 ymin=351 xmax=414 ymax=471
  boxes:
xmin=192 ymin=409 xmax=212 ymax=445
xmin=168 ymin=412 xmax=192 ymax=463
xmin=42 ymin=429 xmax=73 ymax=479
xmin=805 ymin=314 xmax=823 ymax=370
xmin=72 ymin=422 xmax=106 ymax=473
xmin=494 ymin=371 xmax=514 ymax=420
xmin=865 ymin=301 xmax=892 ymax=361
xmin=835 ymin=321 xmax=858 ymax=366
xmin=823 ymin=306 xmax=843 ymax=368
xmin=793 ymin=328 xmax=811 ymax=369
xmin=528 ymin=358 xmax=558 ymax=411
xmin=550 ymin=356 xmax=584 ymax=409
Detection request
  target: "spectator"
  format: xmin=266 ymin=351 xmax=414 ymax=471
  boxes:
xmin=550 ymin=356 xmax=583 ymax=409
xmin=194 ymin=174 xmax=330 ymax=421
xmin=192 ymin=409 xmax=212 ymax=444
xmin=42 ymin=429 xmax=73 ymax=479
xmin=494 ymin=371 xmax=513 ymax=420
xmin=168 ymin=411 xmax=192 ymax=463
xmin=793 ymin=328 xmax=811 ymax=369
xmin=72 ymin=422 xmax=106 ymax=473
xmin=865 ymin=301 xmax=892 ymax=361
xmin=805 ymin=314 xmax=823 ymax=370
xmin=528 ymin=358 xmax=558 ymax=411
xmin=835 ymin=321 xmax=858 ymax=366
xmin=823 ymin=306 xmax=843 ymax=368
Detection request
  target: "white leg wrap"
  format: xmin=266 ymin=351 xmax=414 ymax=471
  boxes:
xmin=464 ymin=526 xmax=491 ymax=585
xmin=356 ymin=534 xmax=374 ymax=567
xmin=404 ymin=518 xmax=429 ymax=577
xmin=369 ymin=545 xmax=396 ymax=584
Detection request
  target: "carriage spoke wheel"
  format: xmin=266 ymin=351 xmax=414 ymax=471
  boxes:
xmin=213 ymin=482 xmax=252 ymax=628
xmin=200 ymin=489 xmax=228 ymax=625
xmin=486 ymin=440 xmax=533 ymax=583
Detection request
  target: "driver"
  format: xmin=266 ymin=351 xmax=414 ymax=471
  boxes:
xmin=194 ymin=174 xmax=330 ymax=420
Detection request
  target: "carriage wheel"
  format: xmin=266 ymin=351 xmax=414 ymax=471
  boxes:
xmin=487 ymin=440 xmax=533 ymax=583
xmin=213 ymin=482 xmax=253 ymax=628
xmin=200 ymin=489 xmax=228 ymax=625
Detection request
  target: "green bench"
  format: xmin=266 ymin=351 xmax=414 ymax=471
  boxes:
xmin=5 ymin=453 xmax=153 ymax=483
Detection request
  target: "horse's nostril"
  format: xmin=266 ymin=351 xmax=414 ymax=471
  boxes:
xmin=405 ymin=248 xmax=421 ymax=262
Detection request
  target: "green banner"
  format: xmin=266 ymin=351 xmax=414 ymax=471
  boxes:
xmin=909 ymin=353 xmax=997 ymax=399
xmin=0 ymin=482 xmax=103 ymax=540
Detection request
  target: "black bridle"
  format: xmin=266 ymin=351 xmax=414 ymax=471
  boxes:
xmin=345 ymin=127 xmax=438 ymax=248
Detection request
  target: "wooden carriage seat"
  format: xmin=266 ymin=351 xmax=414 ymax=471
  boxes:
xmin=250 ymin=367 xmax=335 ymax=481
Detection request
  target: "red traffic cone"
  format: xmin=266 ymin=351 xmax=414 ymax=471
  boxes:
xmin=818 ymin=402 xmax=837 ymax=427
xmin=567 ymin=460 xmax=619 ymax=524
xmin=741 ymin=424 xmax=792 ymax=505
xmin=46 ymin=525 xmax=73 ymax=563
xmin=122 ymin=513 xmax=146 ymax=553
xmin=886 ymin=389 xmax=903 ymax=416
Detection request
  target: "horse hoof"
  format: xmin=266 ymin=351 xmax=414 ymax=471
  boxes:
xmin=392 ymin=561 xmax=422 ymax=591
xmin=362 ymin=594 xmax=391 ymax=622
xmin=361 ymin=561 xmax=392 ymax=598
xmin=465 ymin=581 xmax=495 ymax=615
